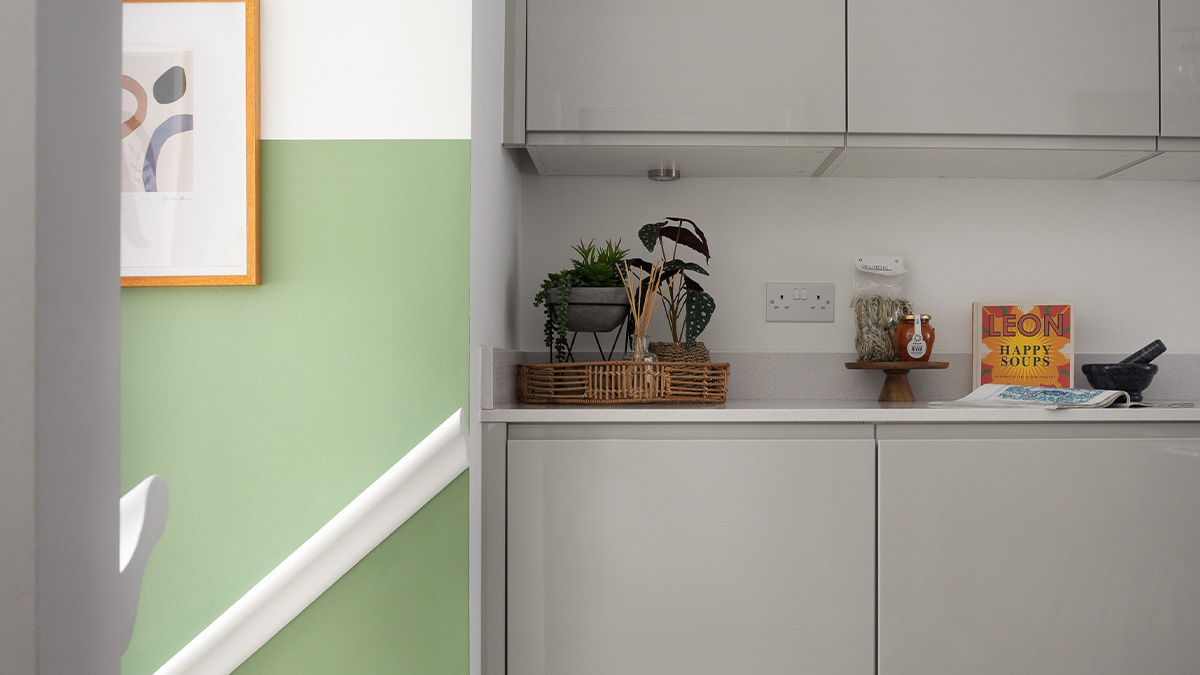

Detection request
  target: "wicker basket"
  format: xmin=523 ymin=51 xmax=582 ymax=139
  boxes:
xmin=519 ymin=361 xmax=729 ymax=404
xmin=648 ymin=341 xmax=710 ymax=362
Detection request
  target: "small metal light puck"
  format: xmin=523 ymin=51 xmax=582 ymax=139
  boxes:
xmin=647 ymin=168 xmax=681 ymax=181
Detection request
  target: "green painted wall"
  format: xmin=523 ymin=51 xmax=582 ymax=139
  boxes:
xmin=120 ymin=139 xmax=471 ymax=673
xmin=236 ymin=473 xmax=468 ymax=674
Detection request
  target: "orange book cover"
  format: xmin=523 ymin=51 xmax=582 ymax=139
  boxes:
xmin=972 ymin=303 xmax=1073 ymax=389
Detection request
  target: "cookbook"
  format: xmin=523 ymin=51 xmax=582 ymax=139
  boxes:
xmin=972 ymin=302 xmax=1073 ymax=389
xmin=931 ymin=384 xmax=1122 ymax=409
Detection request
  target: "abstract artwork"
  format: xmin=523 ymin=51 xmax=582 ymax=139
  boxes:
xmin=122 ymin=51 xmax=194 ymax=194
xmin=121 ymin=0 xmax=259 ymax=287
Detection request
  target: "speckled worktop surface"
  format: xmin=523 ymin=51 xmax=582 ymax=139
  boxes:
xmin=482 ymin=348 xmax=1200 ymax=425
xmin=482 ymin=399 xmax=1200 ymax=424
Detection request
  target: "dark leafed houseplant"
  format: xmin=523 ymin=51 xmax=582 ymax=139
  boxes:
xmin=533 ymin=239 xmax=630 ymax=362
xmin=626 ymin=217 xmax=715 ymax=361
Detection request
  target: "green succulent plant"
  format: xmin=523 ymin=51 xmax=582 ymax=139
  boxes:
xmin=533 ymin=239 xmax=629 ymax=362
xmin=568 ymin=239 xmax=626 ymax=287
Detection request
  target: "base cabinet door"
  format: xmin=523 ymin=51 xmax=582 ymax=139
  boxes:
xmin=878 ymin=423 xmax=1200 ymax=675
xmin=507 ymin=424 xmax=875 ymax=675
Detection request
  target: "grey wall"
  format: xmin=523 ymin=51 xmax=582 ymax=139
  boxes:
xmin=0 ymin=0 xmax=39 ymax=670
xmin=36 ymin=0 xmax=123 ymax=668
xmin=519 ymin=176 xmax=1200 ymax=355
xmin=0 ymin=0 xmax=122 ymax=671
xmin=469 ymin=0 xmax=525 ymax=670
xmin=469 ymin=13 xmax=523 ymax=354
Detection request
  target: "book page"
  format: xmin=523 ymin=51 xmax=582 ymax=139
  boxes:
xmin=931 ymin=384 xmax=1126 ymax=409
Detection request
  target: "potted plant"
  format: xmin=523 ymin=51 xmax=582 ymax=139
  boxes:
xmin=533 ymin=239 xmax=630 ymax=362
xmin=627 ymin=217 xmax=715 ymax=362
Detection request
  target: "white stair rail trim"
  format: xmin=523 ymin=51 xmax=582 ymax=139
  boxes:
xmin=120 ymin=474 xmax=169 ymax=654
xmin=156 ymin=409 xmax=468 ymax=675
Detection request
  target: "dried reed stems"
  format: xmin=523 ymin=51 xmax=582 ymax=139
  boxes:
xmin=618 ymin=260 xmax=664 ymax=341
xmin=617 ymin=260 xmax=664 ymax=393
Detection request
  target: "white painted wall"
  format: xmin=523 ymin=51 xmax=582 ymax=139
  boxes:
xmin=520 ymin=176 xmax=1200 ymax=355
xmin=261 ymin=0 xmax=471 ymax=140
xmin=0 ymin=0 xmax=122 ymax=671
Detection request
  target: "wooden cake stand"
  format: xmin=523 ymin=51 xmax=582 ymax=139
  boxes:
xmin=845 ymin=361 xmax=949 ymax=403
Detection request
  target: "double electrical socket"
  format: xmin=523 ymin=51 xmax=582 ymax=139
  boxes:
xmin=765 ymin=282 xmax=835 ymax=322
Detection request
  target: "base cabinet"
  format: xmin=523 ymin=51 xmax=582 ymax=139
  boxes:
xmin=877 ymin=423 xmax=1200 ymax=675
xmin=505 ymin=424 xmax=875 ymax=675
xmin=491 ymin=421 xmax=1200 ymax=675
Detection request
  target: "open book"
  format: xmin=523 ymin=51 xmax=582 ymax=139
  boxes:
xmin=930 ymin=384 xmax=1128 ymax=409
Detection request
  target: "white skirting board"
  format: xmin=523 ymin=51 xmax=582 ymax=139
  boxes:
xmin=156 ymin=409 xmax=468 ymax=675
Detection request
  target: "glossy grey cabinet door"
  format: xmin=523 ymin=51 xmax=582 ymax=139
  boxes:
xmin=878 ymin=424 xmax=1200 ymax=675
xmin=848 ymin=0 xmax=1158 ymax=136
xmin=1162 ymin=0 xmax=1200 ymax=139
xmin=525 ymin=0 xmax=845 ymax=134
xmin=507 ymin=425 xmax=874 ymax=675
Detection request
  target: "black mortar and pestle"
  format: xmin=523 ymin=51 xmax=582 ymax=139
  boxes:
xmin=1082 ymin=340 xmax=1164 ymax=402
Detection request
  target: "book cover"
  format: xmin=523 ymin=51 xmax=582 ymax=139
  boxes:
xmin=972 ymin=302 xmax=1073 ymax=389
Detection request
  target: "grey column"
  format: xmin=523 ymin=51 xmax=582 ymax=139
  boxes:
xmin=1 ymin=0 xmax=122 ymax=671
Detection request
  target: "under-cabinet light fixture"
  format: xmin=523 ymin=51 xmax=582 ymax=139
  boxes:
xmin=648 ymin=168 xmax=681 ymax=181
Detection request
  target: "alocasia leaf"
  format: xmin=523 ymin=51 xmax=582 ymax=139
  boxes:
xmin=620 ymin=257 xmax=655 ymax=273
xmin=659 ymin=226 xmax=710 ymax=262
xmin=684 ymin=289 xmax=715 ymax=347
xmin=667 ymin=217 xmax=707 ymax=250
xmin=664 ymin=260 xmax=708 ymax=276
xmin=638 ymin=221 xmax=667 ymax=252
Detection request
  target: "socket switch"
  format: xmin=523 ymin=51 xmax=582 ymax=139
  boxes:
xmin=766 ymin=282 xmax=835 ymax=322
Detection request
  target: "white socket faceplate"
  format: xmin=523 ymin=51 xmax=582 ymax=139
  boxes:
xmin=765 ymin=282 xmax=835 ymax=322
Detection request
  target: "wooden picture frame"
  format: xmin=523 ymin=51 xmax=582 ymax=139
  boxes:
xmin=120 ymin=0 xmax=260 ymax=287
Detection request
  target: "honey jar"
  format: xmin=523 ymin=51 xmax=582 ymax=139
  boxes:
xmin=895 ymin=314 xmax=935 ymax=362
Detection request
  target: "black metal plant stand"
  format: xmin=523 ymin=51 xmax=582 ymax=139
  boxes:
xmin=546 ymin=307 xmax=628 ymax=363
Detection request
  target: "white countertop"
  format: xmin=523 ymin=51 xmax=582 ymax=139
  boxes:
xmin=481 ymin=399 xmax=1200 ymax=424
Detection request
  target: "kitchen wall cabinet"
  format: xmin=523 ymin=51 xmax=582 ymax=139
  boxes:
xmin=511 ymin=0 xmax=1198 ymax=178
xmin=1107 ymin=149 xmax=1200 ymax=180
xmin=832 ymin=0 xmax=1160 ymax=178
xmin=1162 ymin=0 xmax=1200 ymax=141
xmin=525 ymin=0 xmax=844 ymax=135
xmin=846 ymin=0 xmax=1157 ymax=138
xmin=504 ymin=423 xmax=875 ymax=675
xmin=1110 ymin=0 xmax=1200 ymax=180
xmin=518 ymin=0 xmax=845 ymax=177
xmin=877 ymin=423 xmax=1200 ymax=675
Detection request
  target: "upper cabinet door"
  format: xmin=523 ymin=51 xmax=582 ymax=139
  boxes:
xmin=1163 ymin=0 xmax=1200 ymax=138
xmin=847 ymin=0 xmax=1159 ymax=137
xmin=525 ymin=0 xmax=845 ymax=134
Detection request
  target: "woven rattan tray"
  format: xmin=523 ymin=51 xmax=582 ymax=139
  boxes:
xmin=519 ymin=361 xmax=729 ymax=404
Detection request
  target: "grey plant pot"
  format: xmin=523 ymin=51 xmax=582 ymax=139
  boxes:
xmin=546 ymin=286 xmax=630 ymax=333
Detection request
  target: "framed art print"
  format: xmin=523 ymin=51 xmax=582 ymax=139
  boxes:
xmin=120 ymin=0 xmax=260 ymax=286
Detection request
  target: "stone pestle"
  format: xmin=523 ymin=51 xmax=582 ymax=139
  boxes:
xmin=1119 ymin=339 xmax=1166 ymax=364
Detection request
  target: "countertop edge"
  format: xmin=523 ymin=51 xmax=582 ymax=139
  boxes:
xmin=481 ymin=400 xmax=1200 ymax=424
